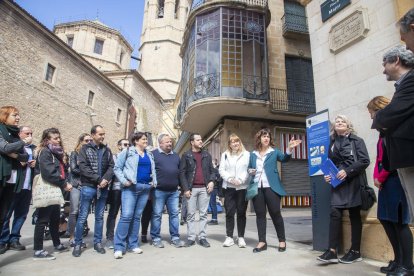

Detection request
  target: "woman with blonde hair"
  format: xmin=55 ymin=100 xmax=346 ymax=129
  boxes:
xmin=219 ymin=134 xmax=250 ymax=248
xmin=317 ymin=115 xmax=370 ymax=264
xmin=368 ymin=96 xmax=413 ymax=274
xmin=67 ymin=133 xmax=91 ymax=247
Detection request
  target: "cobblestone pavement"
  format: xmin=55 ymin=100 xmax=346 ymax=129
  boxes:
xmin=0 ymin=208 xmax=385 ymax=275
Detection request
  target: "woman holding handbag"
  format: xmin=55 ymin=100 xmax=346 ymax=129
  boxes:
xmin=0 ymin=106 xmax=30 ymax=255
xmin=113 ymin=132 xmax=157 ymax=259
xmin=33 ymin=128 xmax=72 ymax=260
xmin=219 ymin=134 xmax=250 ymax=248
xmin=368 ymin=96 xmax=413 ymax=274
xmin=317 ymin=115 xmax=370 ymax=264
xmin=247 ymin=128 xmax=301 ymax=253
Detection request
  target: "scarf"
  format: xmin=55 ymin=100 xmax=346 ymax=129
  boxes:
xmin=47 ymin=144 xmax=64 ymax=161
xmin=0 ymin=123 xmax=25 ymax=192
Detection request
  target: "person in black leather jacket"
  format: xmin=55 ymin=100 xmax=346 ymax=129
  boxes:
xmin=179 ymin=133 xmax=215 ymax=248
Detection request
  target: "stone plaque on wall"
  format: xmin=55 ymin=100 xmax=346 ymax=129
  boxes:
xmin=329 ymin=8 xmax=369 ymax=54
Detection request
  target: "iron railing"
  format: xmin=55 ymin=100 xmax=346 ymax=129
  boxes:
xmin=270 ymin=88 xmax=315 ymax=114
xmin=191 ymin=0 xmax=268 ymax=11
xmin=281 ymin=12 xmax=309 ymax=36
xmin=175 ymin=72 xmax=269 ymax=123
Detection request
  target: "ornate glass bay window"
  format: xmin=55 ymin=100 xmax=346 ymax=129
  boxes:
xmin=180 ymin=7 xmax=268 ymax=106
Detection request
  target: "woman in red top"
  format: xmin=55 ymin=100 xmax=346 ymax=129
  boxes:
xmin=368 ymin=96 xmax=412 ymax=274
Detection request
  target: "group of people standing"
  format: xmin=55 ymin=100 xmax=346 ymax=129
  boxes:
xmin=0 ymin=111 xmax=302 ymax=261
xmin=317 ymin=9 xmax=414 ymax=276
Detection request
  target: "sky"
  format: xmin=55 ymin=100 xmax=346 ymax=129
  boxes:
xmin=15 ymin=0 xmax=145 ymax=68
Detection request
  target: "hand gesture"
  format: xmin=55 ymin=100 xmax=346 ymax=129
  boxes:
xmin=64 ymin=183 xmax=73 ymax=192
xmin=336 ymin=170 xmax=347 ymax=181
xmin=374 ymin=178 xmax=382 ymax=190
xmin=184 ymin=190 xmax=192 ymax=198
xmin=207 ymin=182 xmax=214 ymax=194
xmin=98 ymin=179 xmax=108 ymax=188
xmin=324 ymin=175 xmax=331 ymax=184
xmin=288 ymin=137 xmax=302 ymax=151
xmin=123 ymin=180 xmax=132 ymax=187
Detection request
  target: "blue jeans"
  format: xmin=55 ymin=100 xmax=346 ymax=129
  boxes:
xmin=150 ymin=189 xmax=180 ymax=242
xmin=114 ymin=183 xmax=150 ymax=252
xmin=0 ymin=189 xmax=32 ymax=244
xmin=209 ymin=188 xmax=218 ymax=220
xmin=74 ymin=186 xmax=108 ymax=245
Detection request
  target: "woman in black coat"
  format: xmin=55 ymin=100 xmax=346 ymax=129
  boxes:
xmin=317 ymin=115 xmax=370 ymax=264
xmin=33 ymin=128 xmax=72 ymax=260
xmin=0 ymin=106 xmax=30 ymax=255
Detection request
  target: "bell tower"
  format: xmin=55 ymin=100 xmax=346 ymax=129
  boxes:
xmin=138 ymin=0 xmax=188 ymax=100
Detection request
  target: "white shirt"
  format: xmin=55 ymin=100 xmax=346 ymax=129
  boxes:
xmin=253 ymin=148 xmax=274 ymax=188
xmin=252 ymin=148 xmax=291 ymax=188
xmin=23 ymin=146 xmax=32 ymax=190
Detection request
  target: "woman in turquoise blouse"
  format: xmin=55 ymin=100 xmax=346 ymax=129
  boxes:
xmin=248 ymin=128 xmax=301 ymax=253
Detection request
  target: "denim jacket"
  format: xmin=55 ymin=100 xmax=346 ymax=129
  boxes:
xmin=114 ymin=147 xmax=157 ymax=187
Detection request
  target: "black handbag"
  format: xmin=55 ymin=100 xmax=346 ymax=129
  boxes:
xmin=351 ymin=141 xmax=377 ymax=210
xmin=359 ymin=171 xmax=376 ymax=211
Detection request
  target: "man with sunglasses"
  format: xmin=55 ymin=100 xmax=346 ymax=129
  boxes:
xmin=0 ymin=126 xmax=35 ymax=254
xmin=105 ymin=139 xmax=129 ymax=249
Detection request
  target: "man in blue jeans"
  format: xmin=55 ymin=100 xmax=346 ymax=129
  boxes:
xmin=150 ymin=134 xmax=185 ymax=248
xmin=0 ymin=126 xmax=35 ymax=254
xmin=72 ymin=125 xmax=114 ymax=257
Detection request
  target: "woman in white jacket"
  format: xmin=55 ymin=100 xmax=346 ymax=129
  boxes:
xmin=219 ymin=134 xmax=250 ymax=248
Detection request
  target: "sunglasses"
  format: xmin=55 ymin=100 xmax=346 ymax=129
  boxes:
xmin=122 ymin=143 xmax=130 ymax=147
xmin=84 ymin=139 xmax=92 ymax=143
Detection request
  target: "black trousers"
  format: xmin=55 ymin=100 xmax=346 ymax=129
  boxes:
xmin=252 ymin=187 xmax=285 ymax=243
xmin=380 ymin=204 xmax=413 ymax=269
xmin=106 ymin=189 xmax=121 ymax=240
xmin=224 ymin=188 xmax=248 ymax=237
xmin=141 ymin=199 xmax=153 ymax=236
xmin=328 ymin=206 xmax=362 ymax=251
xmin=33 ymin=205 xmax=61 ymax=251
xmin=0 ymin=184 xmax=15 ymax=231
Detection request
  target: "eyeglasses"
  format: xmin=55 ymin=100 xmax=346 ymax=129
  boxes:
xmin=122 ymin=143 xmax=130 ymax=147
xmin=84 ymin=139 xmax=92 ymax=143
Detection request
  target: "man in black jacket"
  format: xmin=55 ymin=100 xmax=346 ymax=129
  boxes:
xmin=72 ymin=125 xmax=114 ymax=257
xmin=373 ymin=45 xmax=414 ymax=227
xmin=179 ymin=133 xmax=215 ymax=247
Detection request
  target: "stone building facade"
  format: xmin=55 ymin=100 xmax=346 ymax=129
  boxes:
xmin=0 ymin=0 xmax=164 ymax=151
xmin=54 ymin=20 xmax=133 ymax=71
xmin=138 ymin=0 xmax=189 ymax=100
xmin=170 ymin=0 xmax=315 ymax=207
xmin=104 ymin=70 xmax=164 ymax=140
xmin=305 ymin=0 xmax=412 ymax=262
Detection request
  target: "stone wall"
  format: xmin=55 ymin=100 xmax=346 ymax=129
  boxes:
xmin=54 ymin=21 xmax=133 ymax=71
xmin=267 ymin=0 xmax=312 ymax=90
xmin=0 ymin=1 xmax=131 ymax=152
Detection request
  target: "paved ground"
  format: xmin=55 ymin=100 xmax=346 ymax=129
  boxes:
xmin=0 ymin=208 xmax=385 ymax=275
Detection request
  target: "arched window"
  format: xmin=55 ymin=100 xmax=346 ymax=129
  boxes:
xmin=157 ymin=0 xmax=164 ymax=18
xmin=174 ymin=0 xmax=180 ymax=19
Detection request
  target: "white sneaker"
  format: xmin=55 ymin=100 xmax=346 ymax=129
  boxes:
xmin=114 ymin=251 xmax=123 ymax=259
xmin=223 ymin=237 xmax=235 ymax=247
xmin=130 ymin=247 xmax=143 ymax=254
xmin=238 ymin=237 xmax=246 ymax=248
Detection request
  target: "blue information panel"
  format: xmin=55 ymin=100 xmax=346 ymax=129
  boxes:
xmin=306 ymin=109 xmax=330 ymax=176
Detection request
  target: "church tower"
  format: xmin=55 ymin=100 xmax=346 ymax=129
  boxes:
xmin=138 ymin=0 xmax=188 ymax=100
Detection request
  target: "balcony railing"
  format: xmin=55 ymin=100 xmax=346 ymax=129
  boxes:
xmin=270 ymin=88 xmax=315 ymax=114
xmin=175 ymin=72 xmax=269 ymax=123
xmin=191 ymin=0 xmax=268 ymax=11
xmin=281 ymin=12 xmax=309 ymax=37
